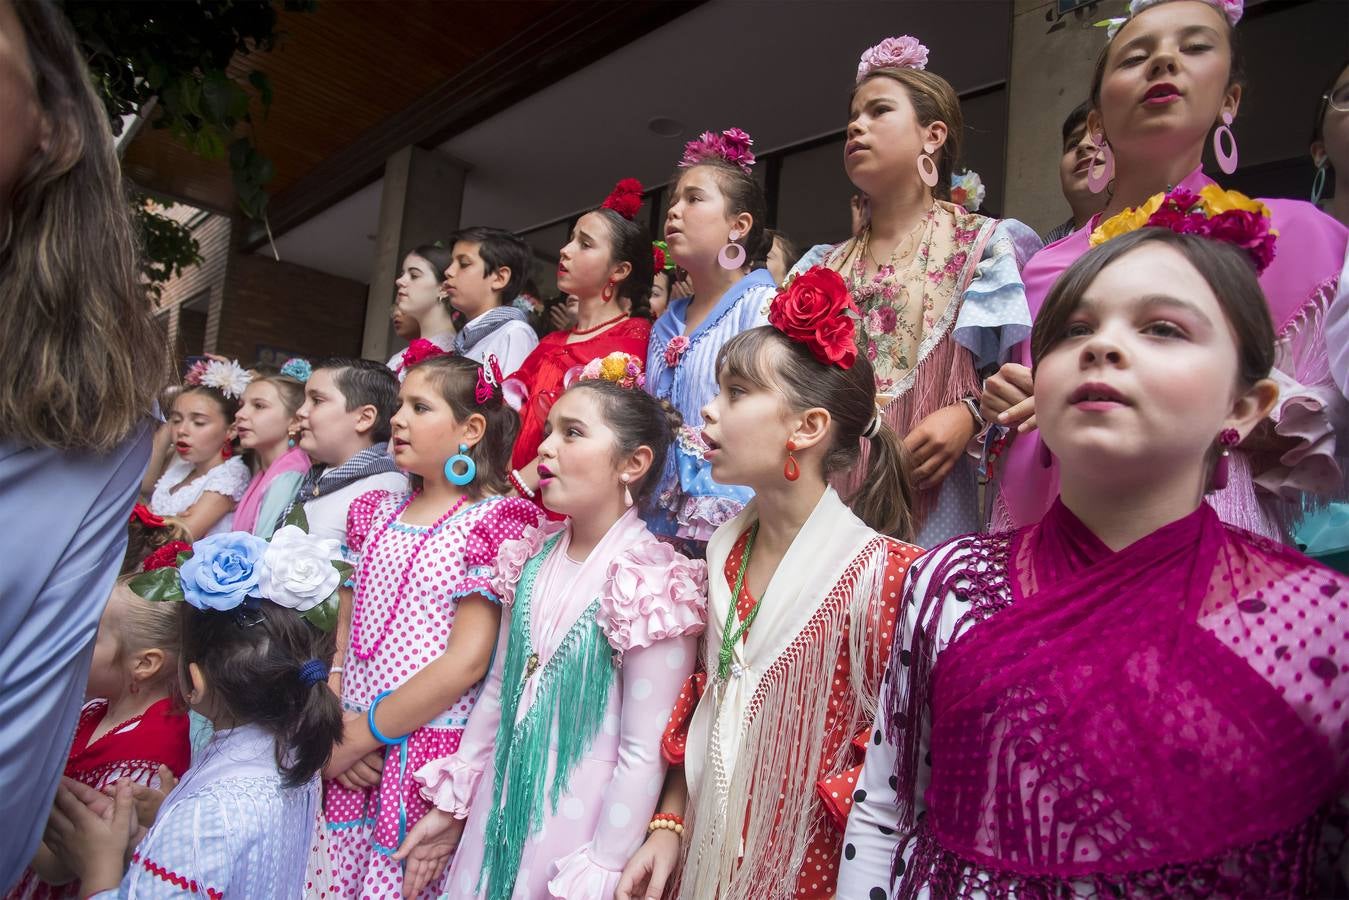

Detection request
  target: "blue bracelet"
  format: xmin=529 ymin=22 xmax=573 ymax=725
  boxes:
xmin=367 ymin=690 xmax=407 ymax=746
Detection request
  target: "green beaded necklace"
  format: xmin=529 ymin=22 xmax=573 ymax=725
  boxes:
xmin=717 ymin=523 xmax=761 ymax=681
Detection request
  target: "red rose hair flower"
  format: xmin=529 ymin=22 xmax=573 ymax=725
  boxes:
xmin=767 ymin=266 xmax=859 ymax=369
xmin=142 ymin=540 xmax=191 ymax=572
xmin=601 ymin=178 xmax=644 ymax=221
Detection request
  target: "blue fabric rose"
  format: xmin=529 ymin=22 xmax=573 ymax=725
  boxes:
xmin=179 ymin=532 xmax=269 ymax=611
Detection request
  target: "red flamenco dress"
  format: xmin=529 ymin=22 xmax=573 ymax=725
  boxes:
xmin=6 ymin=698 xmax=189 ymax=900
xmin=509 ymin=317 xmax=651 ymax=473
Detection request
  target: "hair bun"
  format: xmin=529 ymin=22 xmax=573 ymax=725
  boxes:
xmin=601 ymin=178 xmax=644 ymax=221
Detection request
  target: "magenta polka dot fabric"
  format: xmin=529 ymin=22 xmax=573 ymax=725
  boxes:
xmin=320 ymin=490 xmax=542 ymax=900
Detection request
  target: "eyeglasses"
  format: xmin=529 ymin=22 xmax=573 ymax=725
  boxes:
xmin=1323 ymin=83 xmax=1349 ymax=115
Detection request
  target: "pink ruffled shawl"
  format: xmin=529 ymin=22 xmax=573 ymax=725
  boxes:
xmin=889 ymin=498 xmax=1348 ymax=896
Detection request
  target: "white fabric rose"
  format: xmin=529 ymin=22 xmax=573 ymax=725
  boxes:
xmin=257 ymin=525 xmax=343 ymax=612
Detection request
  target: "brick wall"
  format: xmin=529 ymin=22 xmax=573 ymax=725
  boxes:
xmin=152 ymin=208 xmax=368 ymax=367
xmin=216 ymin=253 xmax=367 ymax=364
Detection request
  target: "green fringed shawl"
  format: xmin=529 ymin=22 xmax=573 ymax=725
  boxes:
xmin=477 ymin=534 xmax=617 ymax=900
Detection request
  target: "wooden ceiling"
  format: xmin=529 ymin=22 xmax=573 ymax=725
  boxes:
xmin=121 ymin=0 xmax=697 ymax=229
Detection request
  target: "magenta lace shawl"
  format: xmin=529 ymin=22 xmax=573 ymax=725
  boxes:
xmin=888 ymin=499 xmax=1349 ymax=896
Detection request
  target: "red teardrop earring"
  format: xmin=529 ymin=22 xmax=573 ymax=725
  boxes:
xmin=783 ymin=440 xmax=800 ymax=482
xmin=601 ymin=279 xmax=617 ymax=303
xmin=221 ymin=441 xmax=233 ymax=460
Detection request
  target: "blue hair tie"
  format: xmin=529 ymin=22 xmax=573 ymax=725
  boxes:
xmin=297 ymin=658 xmax=328 ymax=687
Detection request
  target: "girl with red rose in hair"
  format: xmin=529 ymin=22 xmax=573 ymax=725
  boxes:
xmin=617 ymin=268 xmax=921 ymax=900
xmin=988 ymin=0 xmax=1349 ymax=542
xmin=506 ymin=178 xmax=655 ymax=505
xmin=790 ymin=34 xmax=1041 ymax=546
xmin=644 ymin=128 xmax=779 ymax=551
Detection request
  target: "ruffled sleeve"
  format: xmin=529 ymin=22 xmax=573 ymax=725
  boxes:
xmin=345 ymin=490 xmax=394 ymax=555
xmin=199 ymin=457 xmax=251 ymax=502
xmin=491 ymin=518 xmax=567 ymax=606
xmin=953 ymin=218 xmax=1040 ymax=371
xmin=598 ymin=537 xmax=708 ymax=657
xmin=455 ymin=497 xmax=545 ymax=603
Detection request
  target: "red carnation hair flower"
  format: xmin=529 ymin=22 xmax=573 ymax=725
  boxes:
xmin=601 ymin=178 xmax=644 ymax=221
xmin=142 ymin=540 xmax=191 ymax=572
xmin=401 ymin=338 xmax=446 ymax=370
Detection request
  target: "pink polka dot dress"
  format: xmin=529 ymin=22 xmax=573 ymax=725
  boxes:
xmin=320 ymin=490 xmax=542 ymax=900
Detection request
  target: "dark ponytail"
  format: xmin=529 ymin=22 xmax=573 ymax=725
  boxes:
xmin=717 ymin=326 xmax=915 ymax=541
xmin=592 ymin=208 xmax=655 ymax=319
xmin=674 ymin=160 xmax=771 ymax=270
xmin=180 ymin=602 xmax=342 ymax=787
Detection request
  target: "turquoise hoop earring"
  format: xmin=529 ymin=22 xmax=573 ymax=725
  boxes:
xmin=445 ymin=443 xmax=476 ymax=486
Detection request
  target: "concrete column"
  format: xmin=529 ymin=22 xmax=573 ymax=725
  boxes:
xmin=1003 ymin=0 xmax=1126 ymax=236
xmin=361 ymin=146 xmax=467 ymax=361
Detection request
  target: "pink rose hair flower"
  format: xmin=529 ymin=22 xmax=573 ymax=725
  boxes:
xmin=401 ymin=338 xmax=447 ymax=370
xmin=679 ymin=127 xmax=756 ymax=175
xmin=856 ymin=35 xmax=930 ymax=83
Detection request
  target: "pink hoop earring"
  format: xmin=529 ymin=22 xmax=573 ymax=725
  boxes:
xmin=1087 ymin=135 xmax=1114 ymax=194
xmin=718 ymin=230 xmax=746 ymax=270
xmin=1213 ymin=112 xmax=1238 ymax=175
xmin=917 ymin=152 xmax=939 ymax=188
xmin=1038 ymin=438 xmax=1053 ymax=469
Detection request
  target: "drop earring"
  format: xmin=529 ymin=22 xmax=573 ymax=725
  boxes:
xmin=620 ymin=473 xmax=634 ymax=509
xmin=1087 ymin=134 xmax=1114 ymax=194
xmin=718 ymin=230 xmax=746 ymax=270
xmin=784 ymin=440 xmax=800 ymax=482
xmin=601 ymin=279 xmax=617 ymax=303
xmin=221 ymin=441 xmax=233 ymax=460
xmin=1038 ymin=438 xmax=1053 ymax=469
xmin=1209 ymin=428 xmax=1240 ymax=492
xmin=1213 ymin=112 xmax=1238 ymax=175
xmin=917 ymin=147 xmax=940 ymax=188
xmin=1311 ymin=158 xmax=1328 ymax=205
xmin=444 ymin=443 xmax=477 ymax=486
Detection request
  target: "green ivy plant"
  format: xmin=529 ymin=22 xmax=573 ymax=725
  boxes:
xmin=59 ymin=0 xmax=313 ymax=296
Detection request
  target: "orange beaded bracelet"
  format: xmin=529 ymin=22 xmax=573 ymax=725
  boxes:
xmin=647 ymin=812 xmax=685 ymax=835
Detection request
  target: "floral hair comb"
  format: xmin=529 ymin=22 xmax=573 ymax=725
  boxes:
xmin=768 ymin=267 xmax=860 ymax=369
xmin=1088 ymin=184 xmax=1277 ymax=274
xmin=679 ymin=127 xmax=756 ymax=175
xmin=185 ymin=358 xmax=252 ymax=400
xmin=564 ymin=352 xmax=647 ymax=390
xmin=401 ymin=338 xmax=447 ymax=370
xmin=475 ymin=354 xmax=505 ymax=405
xmin=1098 ymin=0 xmax=1242 ymax=40
xmin=856 ymin=35 xmax=929 ymax=83
xmin=128 ymin=522 xmax=350 ymax=632
xmin=601 ymin=178 xmax=644 ymax=221
xmin=280 ymin=358 xmax=312 ymax=382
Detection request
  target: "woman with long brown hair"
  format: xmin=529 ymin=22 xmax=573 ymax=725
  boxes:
xmin=0 ymin=0 xmax=170 ymax=886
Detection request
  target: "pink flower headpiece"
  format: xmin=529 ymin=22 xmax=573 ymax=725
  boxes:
xmin=601 ymin=178 xmax=644 ymax=221
xmin=679 ymin=127 xmax=756 ymax=175
xmin=401 ymin=338 xmax=446 ymax=370
xmin=1099 ymin=0 xmax=1242 ymax=39
xmin=856 ymin=35 xmax=929 ymax=84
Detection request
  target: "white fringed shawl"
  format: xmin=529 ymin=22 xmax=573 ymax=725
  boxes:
xmin=680 ymin=487 xmax=892 ymax=900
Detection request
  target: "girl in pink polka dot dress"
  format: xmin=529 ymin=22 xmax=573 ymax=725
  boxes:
xmin=394 ymin=373 xmax=707 ymax=899
xmin=316 ymin=354 xmax=542 ymax=900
